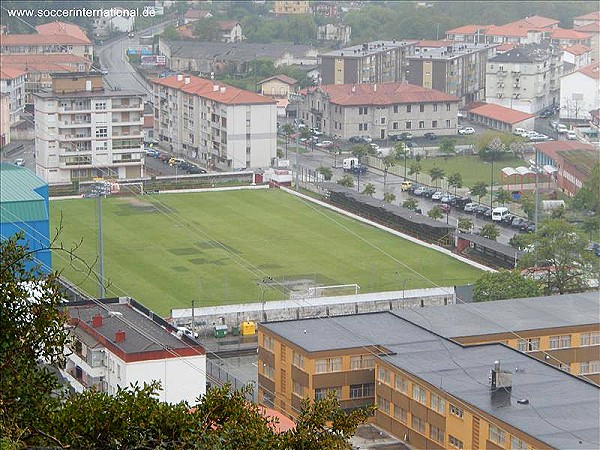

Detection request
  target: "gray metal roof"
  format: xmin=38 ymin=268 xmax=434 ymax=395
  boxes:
xmin=456 ymin=232 xmax=524 ymax=259
xmin=394 ymin=291 xmax=600 ymax=338
xmin=67 ymin=300 xmax=202 ymax=355
xmin=408 ymin=42 xmax=498 ymax=60
xmin=261 ymin=307 xmax=600 ymax=449
xmin=489 ymin=43 xmax=555 ymax=63
xmin=320 ymin=40 xmax=417 ymax=58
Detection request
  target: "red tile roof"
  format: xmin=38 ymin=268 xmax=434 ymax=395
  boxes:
xmin=175 ymin=24 xmax=196 ymax=39
xmin=495 ymin=42 xmax=519 ymax=53
xmin=416 ymin=40 xmax=454 ymax=48
xmin=217 ymin=21 xmax=239 ymax=31
xmin=563 ymin=43 xmax=592 ymax=55
xmin=506 ymin=15 xmax=559 ymax=29
xmin=549 ymin=27 xmax=591 ymax=40
xmin=259 ymin=407 xmax=295 ymax=433
xmin=574 ymin=11 xmax=600 ymax=22
xmin=574 ymin=22 xmax=600 ymax=33
xmin=533 ymin=141 xmax=597 ymax=172
xmin=35 ymin=21 xmax=91 ymax=43
xmin=446 ymin=24 xmax=492 ymax=35
xmin=469 ymin=103 xmax=535 ymax=124
xmin=312 ymin=82 xmax=459 ymax=106
xmin=152 ymin=75 xmax=276 ymax=105
xmin=184 ymin=9 xmax=211 ymax=20
xmin=577 ymin=62 xmax=600 ymax=79
xmin=0 ymin=53 xmax=90 ymax=64
xmin=1 ymin=61 xmax=77 ymax=73
xmin=0 ymin=33 xmax=90 ymax=46
xmin=485 ymin=24 xmax=531 ymax=38
xmin=0 ymin=67 xmax=26 ymax=79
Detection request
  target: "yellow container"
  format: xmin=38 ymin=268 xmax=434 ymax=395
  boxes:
xmin=241 ymin=321 xmax=256 ymax=336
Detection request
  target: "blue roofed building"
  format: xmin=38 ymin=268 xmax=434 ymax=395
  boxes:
xmin=0 ymin=163 xmax=51 ymax=272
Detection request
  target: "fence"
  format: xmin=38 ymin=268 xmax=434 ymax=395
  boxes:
xmin=206 ymin=358 xmax=257 ymax=403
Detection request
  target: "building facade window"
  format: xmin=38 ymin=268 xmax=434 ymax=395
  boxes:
xmin=432 ymin=120 xmax=438 ymax=128
xmin=418 ymin=120 xmax=425 ymax=129
xmin=95 ymin=127 xmax=107 ymax=138
xmin=395 ymin=376 xmax=408 ymax=394
xmin=315 ymin=386 xmax=340 ymax=400
xmin=350 ymin=355 xmax=375 ymax=370
xmin=359 ymin=107 xmax=368 ymax=115
xmin=446 ymin=119 xmax=451 ymax=127
xmin=393 ymin=105 xmax=399 ymax=113
xmin=580 ymin=361 xmax=600 ymax=374
xmin=393 ymin=404 xmax=407 ymax=423
xmin=510 ymin=436 xmax=527 ymax=450
xmin=550 ymin=335 xmax=571 ymax=349
xmin=315 ymin=357 xmax=342 ymax=373
xmin=349 ymin=383 xmax=374 ymax=398
xmin=393 ymin=121 xmax=399 ymax=130
xmin=489 ymin=424 xmax=506 ymax=446
xmin=449 ymin=435 xmax=464 ymax=449
xmin=411 ymin=415 xmax=425 ymax=434
xmin=377 ymin=395 xmax=390 ymax=414
xmin=405 ymin=121 xmax=412 ymax=129
xmin=580 ymin=332 xmax=600 ymax=346
xmin=292 ymin=351 xmax=304 ymax=369
xmin=431 ymin=393 xmax=446 ymax=414
xmin=406 ymin=105 xmax=412 ymax=113
xmin=517 ymin=338 xmax=540 ymax=352
xmin=446 ymin=102 xmax=451 ymax=111
xmin=412 ymin=384 xmax=426 ymax=404
xmin=377 ymin=367 xmax=391 ymax=385
xmin=419 ymin=104 xmax=425 ymax=112
xmin=263 ymin=363 xmax=274 ymax=379
xmin=430 ymin=425 xmax=444 ymax=443
xmin=450 ymin=404 xmax=464 ymax=419
xmin=433 ymin=103 xmax=438 ymax=112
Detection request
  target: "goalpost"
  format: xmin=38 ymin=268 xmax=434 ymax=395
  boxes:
xmin=117 ymin=182 xmax=144 ymax=196
xmin=307 ymin=284 xmax=360 ymax=298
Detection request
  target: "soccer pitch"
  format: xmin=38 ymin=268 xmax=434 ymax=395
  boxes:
xmin=51 ymin=189 xmax=482 ymax=316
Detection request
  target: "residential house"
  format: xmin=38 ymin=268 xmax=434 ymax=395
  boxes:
xmin=158 ymin=39 xmax=317 ymax=75
xmin=217 ymin=21 xmax=243 ymax=43
xmin=445 ymin=24 xmax=492 ymax=44
xmin=562 ymin=44 xmax=593 ymax=71
xmin=317 ymin=23 xmax=352 ymax=45
xmin=0 ymin=163 xmax=51 ymax=272
xmin=62 ymin=297 xmax=206 ymax=404
xmin=534 ymin=140 xmax=598 ymax=195
xmin=319 ymin=40 xmax=417 ymax=85
xmin=258 ymin=293 xmax=600 ymax=448
xmin=298 ymin=82 xmax=459 ymax=140
xmin=574 ymin=22 xmax=600 ymax=62
xmin=547 ymin=28 xmax=592 ymax=47
xmin=258 ymin=75 xmax=297 ymax=98
xmin=183 ymin=8 xmax=212 ymax=25
xmin=406 ymin=40 xmax=498 ymax=106
xmin=0 ymin=21 xmax=93 ymax=60
xmin=34 ymin=72 xmax=145 ymax=183
xmin=559 ymin=62 xmax=600 ymax=121
xmin=0 ymin=93 xmax=9 ymax=145
xmin=311 ymin=2 xmax=338 ymax=17
xmin=152 ymin=74 xmax=277 ymax=170
xmin=93 ymin=6 xmax=136 ymax=36
xmin=485 ymin=43 xmax=562 ymax=114
xmin=0 ymin=67 xmax=26 ymax=126
xmin=573 ymin=11 xmax=600 ymax=28
xmin=0 ymin=54 xmax=93 ymax=104
xmin=273 ymin=1 xmax=310 ymax=15
xmin=590 ymin=108 xmax=600 ymax=132
xmin=465 ymin=103 xmax=535 ymax=133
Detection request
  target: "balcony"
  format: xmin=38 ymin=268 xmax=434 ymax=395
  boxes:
xmin=59 ymin=120 xmax=92 ymax=127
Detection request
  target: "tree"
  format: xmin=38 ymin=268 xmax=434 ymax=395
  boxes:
xmin=581 ymin=214 xmax=600 ymax=240
xmin=447 ymin=172 xmax=463 ymax=195
xmin=408 ymin=162 xmax=421 ymax=182
xmin=403 ymin=198 xmax=419 ymax=211
xmin=473 ymin=270 xmax=542 ymax=303
xmin=470 ymin=181 xmax=488 ymax=204
xmin=572 ymin=163 xmax=600 ymax=213
xmin=382 ymin=154 xmax=396 ymax=190
xmin=193 ymin=17 xmax=222 ymax=41
xmin=351 ymin=144 xmax=369 ymax=161
xmin=394 ymin=142 xmax=409 ymax=178
xmin=520 ymin=192 xmax=536 ymax=220
xmin=337 ymin=175 xmax=355 ymax=188
xmin=428 ymin=167 xmax=445 ymax=188
xmin=383 ymin=192 xmax=396 ymax=203
xmin=439 ymin=138 xmax=456 ymax=154
xmin=495 ymin=188 xmax=512 ymax=206
xmin=281 ymin=123 xmax=295 ymax=158
xmin=479 ymin=223 xmax=500 ymax=241
xmin=318 ymin=166 xmax=333 ymax=181
xmin=1 ymin=237 xmax=370 ymax=448
xmin=509 ymin=141 xmax=525 ymax=158
xmin=428 ymin=205 xmax=444 ymax=220
xmin=457 ymin=217 xmax=474 ymax=233
xmin=518 ymin=218 xmax=598 ymax=295
xmin=362 ymin=183 xmax=376 ymax=196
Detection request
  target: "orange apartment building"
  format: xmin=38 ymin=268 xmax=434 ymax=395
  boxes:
xmin=258 ymin=292 xmax=599 ymax=449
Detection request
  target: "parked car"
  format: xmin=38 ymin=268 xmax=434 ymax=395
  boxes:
xmin=369 ymin=143 xmax=379 ymax=151
xmin=424 ymin=132 xmax=437 ymax=140
xmin=176 ymin=326 xmax=198 ymax=339
xmin=439 ymin=203 xmax=451 ymax=213
xmin=519 ymin=220 xmax=534 ymax=232
xmin=463 ymin=202 xmax=478 ymax=213
xmin=168 ymin=157 xmax=186 ymax=167
xmin=408 ymin=183 xmax=422 ymax=194
xmin=310 ymin=128 xmax=324 ymax=136
xmin=404 ymin=141 xmax=416 ymax=148
xmin=349 ymin=136 xmax=363 ymax=143
xmin=431 ymin=191 xmax=444 ymax=201
xmin=401 ymin=181 xmax=413 ymax=191
xmin=391 ymin=132 xmax=412 ymax=141
xmin=187 ymin=165 xmax=207 ymax=174
xmin=458 ymin=127 xmax=475 ymax=135
xmin=566 ymin=131 xmax=577 ymax=140
xmin=441 ymin=194 xmax=456 ymax=204
xmin=483 ymin=208 xmax=493 ymax=220
xmin=422 ymin=187 xmax=437 ymax=198
xmin=158 ymin=153 xmax=171 ymax=163
xmin=453 ymin=197 xmax=472 ymax=208
xmin=526 ymin=222 xmax=536 ymax=233
xmin=413 ymin=186 xmax=428 ymax=196
xmin=511 ymin=217 xmax=527 ymax=229
xmin=501 ymin=214 xmax=517 ymax=226
xmin=145 ymin=148 xmax=160 ymax=157
xmin=13 ymin=158 xmax=25 ymax=166
xmin=316 ymin=140 xmax=333 ymax=148
xmin=473 ymin=205 xmax=490 ymax=216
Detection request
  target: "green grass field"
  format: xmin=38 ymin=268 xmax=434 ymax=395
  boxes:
xmin=417 ymin=155 xmax=527 ymax=188
xmin=51 ymin=190 xmax=482 ymax=316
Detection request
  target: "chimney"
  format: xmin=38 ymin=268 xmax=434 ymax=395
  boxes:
xmin=177 ymin=74 xmax=183 ymax=81
xmin=351 ymin=84 xmax=356 ymax=93
xmin=92 ymin=314 xmax=103 ymax=328
xmin=184 ymin=76 xmax=190 ymax=84
xmin=115 ymin=330 xmax=126 ymax=343
xmin=85 ymin=80 xmax=92 ymax=92
xmin=373 ymin=83 xmax=377 ymax=92
xmin=491 ymin=360 xmax=512 ymax=390
xmin=213 ymin=85 xmax=219 ymax=92
xmin=220 ymin=87 xmax=226 ymax=94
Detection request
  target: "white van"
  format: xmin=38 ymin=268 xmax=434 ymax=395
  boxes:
xmin=492 ymin=207 xmax=510 ymax=221
xmin=513 ymin=128 xmax=528 ymax=137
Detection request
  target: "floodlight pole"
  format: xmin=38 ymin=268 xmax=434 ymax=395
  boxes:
xmin=97 ymin=195 xmax=105 ymax=298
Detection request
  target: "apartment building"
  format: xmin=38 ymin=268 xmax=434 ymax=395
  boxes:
xmin=317 ymin=23 xmax=352 ymax=45
xmin=0 ymin=21 xmax=93 ymax=60
xmin=319 ymin=40 xmax=417 ymax=85
xmin=0 ymin=93 xmax=9 ymax=146
xmin=34 ymin=72 xmax=145 ymax=183
xmin=486 ymin=43 xmax=562 ymax=114
xmin=560 ymin=62 xmax=600 ymax=121
xmin=273 ymin=1 xmax=310 ymax=15
xmin=562 ymin=44 xmax=593 ymax=71
xmin=0 ymin=67 xmax=25 ymax=126
xmin=298 ymin=82 xmax=459 ymax=140
xmin=152 ymin=74 xmax=277 ymax=170
xmin=258 ymin=293 xmax=600 ymax=449
xmin=0 ymin=54 xmax=93 ymax=104
xmin=406 ymin=41 xmax=498 ymax=106
xmin=63 ymin=297 xmax=206 ymax=404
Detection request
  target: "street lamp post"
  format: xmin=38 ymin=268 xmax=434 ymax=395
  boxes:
xmin=490 ymin=159 xmax=494 ymax=208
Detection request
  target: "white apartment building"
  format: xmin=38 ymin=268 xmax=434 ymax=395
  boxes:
xmin=62 ymin=297 xmax=206 ymax=404
xmin=34 ymin=73 xmax=144 ymax=183
xmin=486 ymin=43 xmax=562 ymax=114
xmin=299 ymin=82 xmax=460 ymax=140
xmin=0 ymin=67 xmax=26 ymax=126
xmin=560 ymin=62 xmax=600 ymax=121
xmin=152 ymin=74 xmax=277 ymax=170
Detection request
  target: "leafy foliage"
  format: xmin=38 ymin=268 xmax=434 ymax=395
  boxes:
xmin=457 ymin=217 xmax=473 ymax=233
xmin=383 ymin=192 xmax=396 ymax=203
xmin=474 ymin=271 xmax=541 ymax=303
xmin=318 ymin=166 xmax=333 ymax=181
xmin=447 ymin=172 xmax=463 ymax=195
xmin=495 ymin=188 xmax=512 ymax=206
xmin=428 ymin=206 xmax=444 ymax=220
xmin=337 ymin=175 xmax=355 ymax=188
xmin=439 ymin=138 xmax=456 ymax=154
xmin=428 ymin=167 xmax=445 ymax=188
xmin=403 ymin=198 xmax=419 ymax=211
xmin=470 ymin=182 xmax=488 ymax=204
xmin=572 ymin=163 xmax=600 ymax=213
xmin=479 ymin=223 xmax=500 ymax=241
xmin=408 ymin=162 xmax=421 ymax=181
xmin=362 ymin=183 xmax=376 ymax=196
